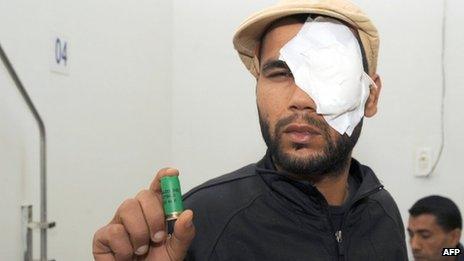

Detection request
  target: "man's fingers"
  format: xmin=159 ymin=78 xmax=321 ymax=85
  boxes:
xmin=149 ymin=168 xmax=193 ymax=260
xmin=135 ymin=189 xmax=167 ymax=243
xmin=93 ymin=226 xmax=116 ymax=261
xmin=94 ymin=167 xmax=184 ymax=260
xmin=93 ymin=254 xmax=115 ymax=261
xmin=166 ymin=210 xmax=196 ymax=261
xmin=93 ymin=224 xmax=133 ymax=261
xmin=114 ymin=199 xmax=150 ymax=256
xmin=149 ymin=168 xmax=179 ymax=193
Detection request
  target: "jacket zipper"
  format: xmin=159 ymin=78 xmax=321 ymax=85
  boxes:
xmin=329 ymin=185 xmax=383 ymax=260
xmin=335 ymin=229 xmax=344 ymax=260
xmin=322 ymin=203 xmax=344 ymax=260
xmin=335 ymin=229 xmax=343 ymax=255
xmin=332 ymin=185 xmax=384 ymax=260
xmin=335 ymin=230 xmax=342 ymax=243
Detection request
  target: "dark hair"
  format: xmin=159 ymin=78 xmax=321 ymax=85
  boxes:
xmin=259 ymin=13 xmax=370 ymax=74
xmin=409 ymin=195 xmax=462 ymax=231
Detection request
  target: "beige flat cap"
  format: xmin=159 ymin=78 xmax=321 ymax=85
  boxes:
xmin=233 ymin=0 xmax=379 ymax=78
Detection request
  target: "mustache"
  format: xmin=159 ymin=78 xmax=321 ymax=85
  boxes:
xmin=275 ymin=113 xmax=328 ymax=135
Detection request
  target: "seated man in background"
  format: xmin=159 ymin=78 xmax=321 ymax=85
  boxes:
xmin=408 ymin=195 xmax=463 ymax=261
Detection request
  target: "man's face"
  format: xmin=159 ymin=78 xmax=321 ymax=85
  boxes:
xmin=408 ymin=214 xmax=461 ymax=260
xmin=256 ymin=18 xmax=361 ymax=177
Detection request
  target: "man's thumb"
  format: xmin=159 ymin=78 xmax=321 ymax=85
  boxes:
xmin=166 ymin=209 xmax=195 ymax=260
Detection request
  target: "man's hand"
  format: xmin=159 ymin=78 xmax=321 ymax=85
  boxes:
xmin=92 ymin=168 xmax=195 ymax=261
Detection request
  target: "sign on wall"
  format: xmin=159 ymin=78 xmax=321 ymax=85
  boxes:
xmin=50 ymin=34 xmax=69 ymax=75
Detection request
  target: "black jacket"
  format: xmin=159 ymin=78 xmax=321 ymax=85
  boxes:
xmin=184 ymin=153 xmax=408 ymax=260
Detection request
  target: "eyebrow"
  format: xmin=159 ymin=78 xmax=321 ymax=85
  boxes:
xmin=408 ymin=228 xmax=432 ymax=234
xmin=416 ymin=229 xmax=432 ymax=234
xmin=261 ymin=59 xmax=290 ymax=74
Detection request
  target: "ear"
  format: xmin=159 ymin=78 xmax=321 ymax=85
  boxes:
xmin=449 ymin=228 xmax=462 ymax=247
xmin=364 ymin=74 xmax=382 ymax=118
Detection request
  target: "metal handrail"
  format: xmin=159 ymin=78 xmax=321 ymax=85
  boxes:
xmin=0 ymin=43 xmax=51 ymax=261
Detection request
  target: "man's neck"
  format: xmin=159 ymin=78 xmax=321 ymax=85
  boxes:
xmin=313 ymin=170 xmax=350 ymax=206
xmin=274 ymin=158 xmax=351 ymax=206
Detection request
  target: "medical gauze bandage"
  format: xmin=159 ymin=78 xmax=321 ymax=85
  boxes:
xmin=279 ymin=16 xmax=375 ymax=136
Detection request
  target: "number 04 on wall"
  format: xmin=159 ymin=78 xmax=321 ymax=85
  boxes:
xmin=50 ymin=34 xmax=69 ymax=75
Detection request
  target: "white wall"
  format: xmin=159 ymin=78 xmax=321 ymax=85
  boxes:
xmin=0 ymin=0 xmax=173 ymax=260
xmin=171 ymin=1 xmax=271 ymax=192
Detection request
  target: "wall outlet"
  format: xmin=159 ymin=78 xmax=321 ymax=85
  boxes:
xmin=415 ymin=147 xmax=432 ymax=177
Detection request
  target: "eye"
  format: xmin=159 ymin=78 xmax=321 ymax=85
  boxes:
xmin=419 ymin=233 xmax=431 ymax=239
xmin=268 ymin=70 xmax=293 ymax=79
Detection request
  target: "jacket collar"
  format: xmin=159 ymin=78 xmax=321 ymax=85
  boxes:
xmin=459 ymin=243 xmax=464 ymax=261
xmin=255 ymin=150 xmax=383 ymax=211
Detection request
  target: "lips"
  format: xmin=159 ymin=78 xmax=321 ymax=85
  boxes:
xmin=283 ymin=124 xmax=321 ymax=143
xmin=284 ymin=124 xmax=321 ymax=135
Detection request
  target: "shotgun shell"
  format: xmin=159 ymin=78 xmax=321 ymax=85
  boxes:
xmin=160 ymin=176 xmax=184 ymax=234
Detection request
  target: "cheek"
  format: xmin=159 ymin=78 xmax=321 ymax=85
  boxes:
xmin=257 ymin=85 xmax=289 ymax=121
xmin=424 ymin=237 xmax=446 ymax=253
xmin=258 ymin=102 xmax=284 ymax=138
xmin=317 ymin=118 xmax=339 ymax=143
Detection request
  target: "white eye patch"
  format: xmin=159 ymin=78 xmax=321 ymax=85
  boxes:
xmin=279 ymin=16 xmax=376 ymax=136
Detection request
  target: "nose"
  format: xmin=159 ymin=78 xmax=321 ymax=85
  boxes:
xmin=288 ymin=85 xmax=317 ymax=112
xmin=410 ymin=236 xmax=422 ymax=252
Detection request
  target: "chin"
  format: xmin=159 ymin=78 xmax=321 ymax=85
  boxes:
xmin=285 ymin=143 xmax=321 ymax=156
xmin=281 ymin=146 xmax=325 ymax=163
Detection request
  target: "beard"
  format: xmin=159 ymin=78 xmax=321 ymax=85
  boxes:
xmin=258 ymin=110 xmax=362 ymax=178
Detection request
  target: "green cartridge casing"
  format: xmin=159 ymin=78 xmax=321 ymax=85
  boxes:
xmin=160 ymin=176 xmax=184 ymax=221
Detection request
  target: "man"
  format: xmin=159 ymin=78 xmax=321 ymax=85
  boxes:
xmin=93 ymin=0 xmax=407 ymax=260
xmin=408 ymin=195 xmax=463 ymax=261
